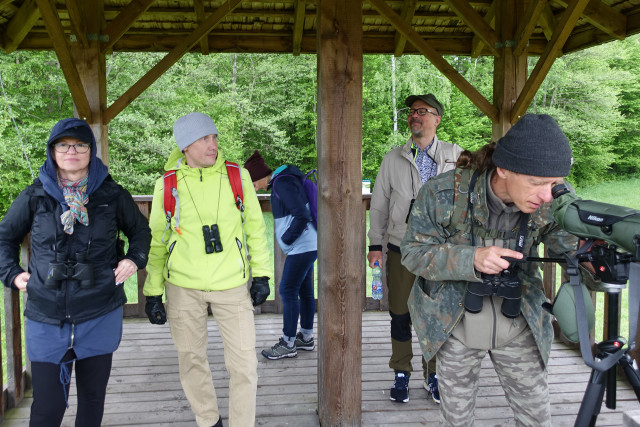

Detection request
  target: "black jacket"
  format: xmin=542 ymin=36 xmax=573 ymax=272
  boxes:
xmin=0 ymin=176 xmax=151 ymax=325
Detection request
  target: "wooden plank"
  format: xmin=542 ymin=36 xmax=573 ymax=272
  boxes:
xmin=470 ymin=0 xmax=495 ymax=58
xmin=316 ymin=0 xmax=363 ymax=424
xmin=292 ymin=0 xmax=306 ymax=56
xmin=102 ymin=0 xmax=244 ymax=125
xmin=65 ymin=0 xmax=88 ymax=48
xmin=554 ymin=0 xmax=626 ymax=40
xmin=511 ymin=0 xmax=591 ymax=122
xmin=444 ymin=0 xmax=500 ymax=56
xmin=538 ymin=1 xmax=557 ymax=41
xmin=368 ymin=0 xmax=499 ymax=123
xmin=514 ymin=0 xmax=547 ymax=56
xmin=101 ymin=0 xmax=155 ymax=54
xmin=193 ymin=0 xmax=210 ymax=55
xmin=393 ymin=0 xmax=418 ymax=57
xmin=3 ymin=0 xmax=39 ymax=54
xmin=34 ymin=0 xmax=91 ymax=122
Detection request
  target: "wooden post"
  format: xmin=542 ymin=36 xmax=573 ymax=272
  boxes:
xmin=70 ymin=0 xmax=109 ymax=163
xmin=317 ymin=0 xmax=363 ymax=425
xmin=492 ymin=0 xmax=527 ymax=138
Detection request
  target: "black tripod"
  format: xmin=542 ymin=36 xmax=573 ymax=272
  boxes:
xmin=574 ymin=270 xmax=640 ymax=426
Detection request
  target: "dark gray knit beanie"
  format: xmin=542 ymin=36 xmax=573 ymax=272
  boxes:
xmin=173 ymin=112 xmax=218 ymax=151
xmin=492 ymin=114 xmax=573 ymax=177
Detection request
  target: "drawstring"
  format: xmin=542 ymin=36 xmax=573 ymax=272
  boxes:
xmin=59 ymin=360 xmax=75 ymax=408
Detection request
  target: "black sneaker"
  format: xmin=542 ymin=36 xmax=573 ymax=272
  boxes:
xmin=425 ymin=372 xmax=440 ymax=404
xmin=390 ymin=371 xmax=410 ymax=403
xmin=294 ymin=332 xmax=315 ymax=351
xmin=261 ymin=338 xmax=297 ymax=360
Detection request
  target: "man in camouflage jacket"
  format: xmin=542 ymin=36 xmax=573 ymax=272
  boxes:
xmin=400 ymin=114 xmax=599 ymax=426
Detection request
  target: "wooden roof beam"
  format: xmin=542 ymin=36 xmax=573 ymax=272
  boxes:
xmin=393 ymin=0 xmax=418 ymax=57
xmin=512 ymin=0 xmax=590 ymax=121
xmin=538 ymin=2 xmax=556 ymax=41
xmin=513 ymin=0 xmax=547 ymax=56
xmin=292 ymin=0 xmax=306 ymax=56
xmin=103 ymin=0 xmax=243 ymax=124
xmin=3 ymin=0 xmax=40 ymax=54
xmin=470 ymin=0 xmax=495 ymax=58
xmin=35 ymin=0 xmax=91 ymax=121
xmin=368 ymin=0 xmax=498 ymax=122
xmin=444 ymin=0 xmax=500 ymax=56
xmin=194 ymin=0 xmax=210 ymax=55
xmin=66 ymin=0 xmax=88 ymax=48
xmin=101 ymin=0 xmax=155 ymax=54
xmin=554 ymin=0 xmax=626 ymax=40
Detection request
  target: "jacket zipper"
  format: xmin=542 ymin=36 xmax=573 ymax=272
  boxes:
xmin=166 ymin=241 xmax=177 ymax=278
xmin=236 ymin=238 xmax=246 ymax=278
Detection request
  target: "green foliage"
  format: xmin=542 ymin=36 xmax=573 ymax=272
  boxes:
xmin=1 ymin=37 xmax=640 ymax=217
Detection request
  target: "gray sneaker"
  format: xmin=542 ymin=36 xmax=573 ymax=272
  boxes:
xmin=261 ymin=338 xmax=297 ymax=360
xmin=294 ymin=332 xmax=315 ymax=351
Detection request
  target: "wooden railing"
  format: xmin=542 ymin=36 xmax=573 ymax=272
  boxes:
xmin=2 ymin=193 xmax=634 ymax=418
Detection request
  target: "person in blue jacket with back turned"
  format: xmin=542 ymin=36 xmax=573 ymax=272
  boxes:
xmin=244 ymin=150 xmax=318 ymax=360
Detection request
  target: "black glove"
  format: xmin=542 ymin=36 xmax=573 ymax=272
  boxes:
xmin=145 ymin=295 xmax=167 ymax=324
xmin=250 ymin=276 xmax=270 ymax=306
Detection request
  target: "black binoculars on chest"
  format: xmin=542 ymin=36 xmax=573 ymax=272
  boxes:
xmin=463 ymin=267 xmax=523 ymax=319
xmin=45 ymin=250 xmax=94 ymax=289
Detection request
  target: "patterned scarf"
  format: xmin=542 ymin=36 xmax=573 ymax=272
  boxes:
xmin=59 ymin=174 xmax=89 ymax=234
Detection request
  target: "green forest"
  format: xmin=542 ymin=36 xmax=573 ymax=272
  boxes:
xmin=1 ymin=35 xmax=639 ymax=217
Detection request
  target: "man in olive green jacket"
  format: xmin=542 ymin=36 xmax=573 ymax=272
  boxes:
xmin=401 ymin=114 xmax=599 ymax=426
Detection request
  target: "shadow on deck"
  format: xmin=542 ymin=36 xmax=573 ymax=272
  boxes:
xmin=2 ymin=311 xmax=639 ymax=426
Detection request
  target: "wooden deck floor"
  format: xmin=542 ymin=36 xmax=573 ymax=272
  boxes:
xmin=2 ymin=311 xmax=639 ymax=426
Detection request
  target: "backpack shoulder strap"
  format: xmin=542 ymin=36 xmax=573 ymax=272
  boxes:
xmin=444 ymin=168 xmax=472 ymax=236
xmin=162 ymin=170 xmax=181 ymax=242
xmin=225 ymin=161 xmax=244 ymax=212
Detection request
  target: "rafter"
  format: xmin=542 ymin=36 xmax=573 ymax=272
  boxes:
xmin=3 ymin=0 xmax=39 ymax=54
xmin=443 ymin=0 xmax=500 ymax=56
xmin=35 ymin=0 xmax=91 ymax=121
xmin=554 ymin=0 xmax=626 ymax=40
xmin=513 ymin=0 xmax=547 ymax=56
xmin=194 ymin=0 xmax=210 ymax=55
xmin=103 ymin=0 xmax=243 ymax=124
xmin=470 ymin=0 xmax=495 ymax=58
xmin=367 ymin=0 xmax=498 ymax=122
xmin=538 ymin=2 xmax=556 ymax=41
xmin=66 ymin=0 xmax=88 ymax=48
xmin=393 ymin=0 xmax=418 ymax=57
xmin=512 ymin=0 xmax=590 ymax=121
xmin=101 ymin=0 xmax=154 ymax=53
xmin=292 ymin=0 xmax=306 ymax=56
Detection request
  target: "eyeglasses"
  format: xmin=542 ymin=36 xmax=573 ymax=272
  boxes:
xmin=53 ymin=142 xmax=91 ymax=153
xmin=407 ymin=108 xmax=438 ymax=117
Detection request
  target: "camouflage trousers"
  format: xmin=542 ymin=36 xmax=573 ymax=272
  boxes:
xmin=437 ymin=327 xmax=550 ymax=427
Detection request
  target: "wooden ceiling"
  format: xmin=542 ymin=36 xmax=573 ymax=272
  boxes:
xmin=1 ymin=0 xmax=639 ymax=57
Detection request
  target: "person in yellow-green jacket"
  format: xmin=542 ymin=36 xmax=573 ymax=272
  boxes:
xmin=143 ymin=112 xmax=271 ymax=427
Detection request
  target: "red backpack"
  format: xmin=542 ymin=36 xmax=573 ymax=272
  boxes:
xmin=161 ymin=161 xmax=244 ymax=242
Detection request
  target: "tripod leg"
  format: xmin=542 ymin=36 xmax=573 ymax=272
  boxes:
xmin=575 ymin=369 xmax=607 ymax=427
xmin=619 ymin=355 xmax=640 ymax=401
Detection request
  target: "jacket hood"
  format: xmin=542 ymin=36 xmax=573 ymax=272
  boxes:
xmin=268 ymin=164 xmax=304 ymax=189
xmin=164 ymin=146 xmax=227 ymax=172
xmin=38 ymin=118 xmax=109 ymax=210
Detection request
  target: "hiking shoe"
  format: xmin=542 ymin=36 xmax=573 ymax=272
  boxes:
xmin=426 ymin=373 xmax=440 ymax=404
xmin=294 ymin=332 xmax=315 ymax=351
xmin=261 ymin=338 xmax=297 ymax=360
xmin=389 ymin=371 xmax=410 ymax=403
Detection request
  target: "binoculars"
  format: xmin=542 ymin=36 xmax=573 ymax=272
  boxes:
xmin=45 ymin=251 xmax=94 ymax=289
xmin=463 ymin=268 xmax=523 ymax=319
xmin=203 ymin=224 xmax=223 ymax=254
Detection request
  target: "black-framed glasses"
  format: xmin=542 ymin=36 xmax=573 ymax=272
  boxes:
xmin=53 ymin=142 xmax=91 ymax=153
xmin=407 ymin=108 xmax=438 ymax=117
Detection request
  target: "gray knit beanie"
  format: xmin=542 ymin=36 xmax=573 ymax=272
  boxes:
xmin=492 ymin=114 xmax=573 ymax=177
xmin=173 ymin=112 xmax=218 ymax=151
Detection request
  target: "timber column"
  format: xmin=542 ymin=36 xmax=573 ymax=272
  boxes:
xmin=71 ymin=0 xmax=109 ymax=163
xmin=492 ymin=0 xmax=527 ymax=139
xmin=316 ymin=0 xmax=363 ymax=425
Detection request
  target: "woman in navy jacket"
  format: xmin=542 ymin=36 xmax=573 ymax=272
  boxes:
xmin=0 ymin=118 xmax=150 ymax=426
xmin=244 ymin=150 xmax=318 ymax=360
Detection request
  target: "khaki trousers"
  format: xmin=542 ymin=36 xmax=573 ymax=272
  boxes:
xmin=165 ymin=282 xmax=258 ymax=427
